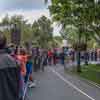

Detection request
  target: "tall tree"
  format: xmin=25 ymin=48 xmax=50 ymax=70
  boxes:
xmin=0 ymin=15 xmax=11 ymax=43
xmin=0 ymin=15 xmax=33 ymax=45
xmin=49 ymin=0 xmax=100 ymax=72
xmin=32 ymin=16 xmax=53 ymax=48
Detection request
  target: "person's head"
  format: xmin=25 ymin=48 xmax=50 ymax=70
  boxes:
xmin=0 ymin=33 xmax=7 ymax=49
xmin=27 ymin=55 xmax=32 ymax=61
xmin=20 ymin=47 xmax=26 ymax=55
xmin=14 ymin=46 xmax=19 ymax=55
xmin=10 ymin=44 xmax=14 ymax=48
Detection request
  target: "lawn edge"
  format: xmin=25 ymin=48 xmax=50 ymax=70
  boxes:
xmin=65 ymin=69 xmax=100 ymax=89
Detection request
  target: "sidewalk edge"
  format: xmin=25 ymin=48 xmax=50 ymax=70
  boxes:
xmin=65 ymin=69 xmax=100 ymax=89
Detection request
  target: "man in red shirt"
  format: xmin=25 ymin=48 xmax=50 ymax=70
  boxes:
xmin=48 ymin=50 xmax=53 ymax=65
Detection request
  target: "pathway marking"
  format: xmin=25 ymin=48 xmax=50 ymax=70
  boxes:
xmin=49 ymin=67 xmax=95 ymax=100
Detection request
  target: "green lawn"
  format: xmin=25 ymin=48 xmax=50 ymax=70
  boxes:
xmin=77 ymin=64 xmax=100 ymax=84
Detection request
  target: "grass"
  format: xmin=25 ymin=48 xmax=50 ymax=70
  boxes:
xmin=77 ymin=64 xmax=100 ymax=84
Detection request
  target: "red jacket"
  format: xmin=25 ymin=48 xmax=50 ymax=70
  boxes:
xmin=48 ymin=51 xmax=53 ymax=57
xmin=17 ymin=55 xmax=27 ymax=76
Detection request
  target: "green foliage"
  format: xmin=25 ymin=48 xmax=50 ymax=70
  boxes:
xmin=53 ymin=36 xmax=63 ymax=47
xmin=0 ymin=15 xmax=54 ymax=48
xmin=32 ymin=16 xmax=53 ymax=48
xmin=79 ymin=64 xmax=100 ymax=84
xmin=49 ymin=0 xmax=100 ymax=48
xmin=61 ymin=25 xmax=78 ymax=43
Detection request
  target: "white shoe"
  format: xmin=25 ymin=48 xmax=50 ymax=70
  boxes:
xmin=28 ymin=82 xmax=36 ymax=88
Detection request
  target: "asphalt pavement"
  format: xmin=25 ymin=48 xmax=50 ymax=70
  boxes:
xmin=26 ymin=64 xmax=100 ymax=100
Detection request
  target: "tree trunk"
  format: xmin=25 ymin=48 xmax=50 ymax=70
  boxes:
xmin=84 ymin=36 xmax=88 ymax=65
xmin=84 ymin=51 xmax=88 ymax=65
xmin=77 ymin=51 xmax=81 ymax=72
xmin=77 ymin=32 xmax=81 ymax=72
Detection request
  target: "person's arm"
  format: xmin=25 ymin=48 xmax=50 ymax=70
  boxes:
xmin=21 ymin=62 xmax=26 ymax=76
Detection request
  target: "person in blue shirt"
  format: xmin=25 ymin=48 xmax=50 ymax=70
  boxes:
xmin=25 ymin=55 xmax=36 ymax=88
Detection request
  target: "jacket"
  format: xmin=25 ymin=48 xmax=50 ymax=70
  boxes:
xmin=0 ymin=49 xmax=20 ymax=100
xmin=16 ymin=55 xmax=27 ymax=76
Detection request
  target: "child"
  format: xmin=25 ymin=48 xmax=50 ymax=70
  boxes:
xmin=25 ymin=55 xmax=36 ymax=88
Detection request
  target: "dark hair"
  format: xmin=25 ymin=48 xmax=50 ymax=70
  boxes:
xmin=0 ymin=33 xmax=7 ymax=49
xmin=20 ymin=48 xmax=26 ymax=55
xmin=27 ymin=55 xmax=32 ymax=60
xmin=14 ymin=46 xmax=19 ymax=55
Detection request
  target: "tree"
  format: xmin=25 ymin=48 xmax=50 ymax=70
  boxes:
xmin=61 ymin=25 xmax=78 ymax=44
xmin=0 ymin=15 xmax=54 ymax=48
xmin=10 ymin=15 xmax=33 ymax=44
xmin=0 ymin=15 xmax=33 ymax=45
xmin=53 ymin=36 xmax=63 ymax=47
xmin=49 ymin=0 xmax=100 ymax=72
xmin=49 ymin=0 xmax=82 ymax=72
xmin=0 ymin=15 xmax=11 ymax=43
xmin=32 ymin=16 xmax=53 ymax=48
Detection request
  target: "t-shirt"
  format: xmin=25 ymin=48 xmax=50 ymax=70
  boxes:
xmin=48 ymin=51 xmax=53 ymax=57
xmin=17 ymin=55 xmax=27 ymax=76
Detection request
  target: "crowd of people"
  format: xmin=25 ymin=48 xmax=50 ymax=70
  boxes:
xmin=0 ymin=33 xmax=66 ymax=100
xmin=1 ymin=32 xmax=100 ymax=100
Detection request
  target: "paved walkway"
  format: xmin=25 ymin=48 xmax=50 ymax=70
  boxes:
xmin=26 ymin=65 xmax=100 ymax=100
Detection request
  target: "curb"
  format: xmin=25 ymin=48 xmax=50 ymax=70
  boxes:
xmin=65 ymin=69 xmax=100 ymax=89
xmin=80 ymin=77 xmax=100 ymax=89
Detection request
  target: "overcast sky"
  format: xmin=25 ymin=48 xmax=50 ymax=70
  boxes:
xmin=0 ymin=0 xmax=60 ymax=36
xmin=0 ymin=0 xmax=47 ymax=11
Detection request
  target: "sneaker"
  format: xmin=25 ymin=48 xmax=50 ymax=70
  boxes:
xmin=28 ymin=82 xmax=36 ymax=88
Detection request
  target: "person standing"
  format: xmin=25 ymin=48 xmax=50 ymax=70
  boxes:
xmin=33 ymin=47 xmax=41 ymax=72
xmin=48 ymin=50 xmax=53 ymax=65
xmin=53 ymin=49 xmax=57 ymax=65
xmin=41 ymin=50 xmax=48 ymax=71
xmin=60 ymin=49 xmax=65 ymax=69
xmin=0 ymin=33 xmax=20 ymax=100
xmin=25 ymin=55 xmax=36 ymax=88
